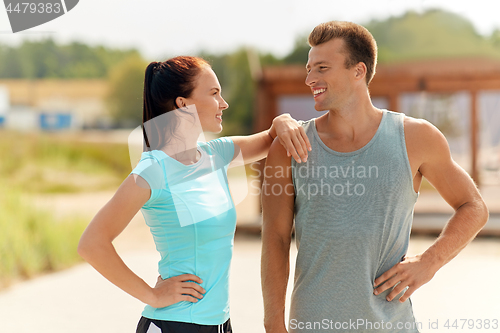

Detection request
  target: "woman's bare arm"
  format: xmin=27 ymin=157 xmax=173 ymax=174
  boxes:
xmin=230 ymin=113 xmax=311 ymax=166
xmin=77 ymin=175 xmax=206 ymax=308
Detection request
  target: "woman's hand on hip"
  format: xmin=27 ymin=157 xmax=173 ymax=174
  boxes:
xmin=149 ymin=274 xmax=206 ymax=308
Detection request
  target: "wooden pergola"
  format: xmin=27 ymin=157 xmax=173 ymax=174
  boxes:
xmin=254 ymin=57 xmax=500 ymax=186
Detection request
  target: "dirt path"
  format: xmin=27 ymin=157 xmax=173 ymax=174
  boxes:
xmin=30 ymin=173 xmax=261 ymax=248
xmin=0 ymin=234 xmax=499 ymax=333
xmin=2 ymin=179 xmax=499 ymax=332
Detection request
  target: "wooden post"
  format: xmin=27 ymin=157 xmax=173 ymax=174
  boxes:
xmin=470 ymin=90 xmax=480 ymax=186
xmin=388 ymin=92 xmax=399 ymax=112
xmin=253 ymin=78 xmax=272 ymax=219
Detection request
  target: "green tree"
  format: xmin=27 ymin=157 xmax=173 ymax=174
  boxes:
xmin=201 ymin=48 xmax=256 ymax=135
xmin=222 ymin=49 xmax=256 ymax=135
xmin=365 ymin=9 xmax=500 ymax=63
xmin=0 ymin=47 xmax=23 ymax=78
xmin=106 ymin=54 xmax=147 ymax=127
xmin=490 ymin=28 xmax=500 ymax=49
xmin=0 ymin=38 xmax=140 ymax=79
xmin=17 ymin=39 xmax=60 ymax=78
xmin=282 ymin=34 xmax=309 ymax=65
xmin=276 ymin=9 xmax=500 ymax=67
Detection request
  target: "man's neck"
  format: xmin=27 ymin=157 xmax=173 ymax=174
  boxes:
xmin=319 ymin=92 xmax=381 ymax=143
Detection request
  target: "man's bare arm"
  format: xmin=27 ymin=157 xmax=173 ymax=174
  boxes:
xmin=261 ymin=139 xmax=295 ymax=333
xmin=374 ymin=119 xmax=489 ymax=302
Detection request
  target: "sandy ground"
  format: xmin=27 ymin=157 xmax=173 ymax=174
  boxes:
xmin=2 ymin=178 xmax=500 ymax=332
xmin=0 ymin=228 xmax=499 ymax=333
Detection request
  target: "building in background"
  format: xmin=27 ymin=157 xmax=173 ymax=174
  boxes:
xmin=0 ymin=79 xmax=109 ymax=131
xmin=0 ymin=86 xmax=8 ymax=127
xmin=254 ymin=57 xmax=500 ymax=187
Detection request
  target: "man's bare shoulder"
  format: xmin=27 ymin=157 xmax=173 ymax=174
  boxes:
xmin=403 ymin=114 xmax=436 ymax=135
xmin=403 ymin=114 xmax=450 ymax=160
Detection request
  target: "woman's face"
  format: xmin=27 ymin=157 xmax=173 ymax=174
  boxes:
xmin=180 ymin=67 xmax=229 ymax=133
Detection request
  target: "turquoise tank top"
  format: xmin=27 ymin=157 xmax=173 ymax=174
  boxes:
xmin=130 ymin=137 xmax=236 ymax=325
xmin=290 ymin=110 xmax=420 ymax=332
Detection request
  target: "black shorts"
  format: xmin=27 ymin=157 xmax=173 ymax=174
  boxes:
xmin=136 ymin=316 xmax=233 ymax=333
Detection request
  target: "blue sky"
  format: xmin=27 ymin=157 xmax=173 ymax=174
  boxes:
xmin=0 ymin=0 xmax=499 ymax=60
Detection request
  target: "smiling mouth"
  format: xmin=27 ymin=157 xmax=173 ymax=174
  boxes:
xmin=313 ymin=88 xmax=326 ymax=98
xmin=216 ymin=114 xmax=222 ymax=121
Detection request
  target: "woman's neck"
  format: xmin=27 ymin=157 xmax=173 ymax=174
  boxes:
xmin=161 ymin=135 xmax=200 ymax=165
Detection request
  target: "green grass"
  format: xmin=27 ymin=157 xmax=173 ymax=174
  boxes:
xmin=0 ymin=130 xmax=131 ymax=287
xmin=0 ymin=183 xmax=87 ymax=288
xmin=0 ymin=130 xmax=131 ymax=193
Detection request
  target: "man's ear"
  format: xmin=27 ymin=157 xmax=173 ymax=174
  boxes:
xmin=175 ymin=96 xmax=187 ymax=108
xmin=354 ymin=62 xmax=367 ymax=81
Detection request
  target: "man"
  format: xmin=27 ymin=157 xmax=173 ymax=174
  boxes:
xmin=261 ymin=21 xmax=489 ymax=333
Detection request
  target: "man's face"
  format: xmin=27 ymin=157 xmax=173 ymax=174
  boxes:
xmin=305 ymin=38 xmax=355 ymax=112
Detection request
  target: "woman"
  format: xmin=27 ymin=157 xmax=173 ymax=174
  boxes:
xmin=77 ymin=56 xmax=311 ymax=333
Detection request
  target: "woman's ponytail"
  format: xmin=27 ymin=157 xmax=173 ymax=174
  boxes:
xmin=143 ymin=62 xmax=158 ymax=150
xmin=141 ymin=56 xmax=210 ymax=151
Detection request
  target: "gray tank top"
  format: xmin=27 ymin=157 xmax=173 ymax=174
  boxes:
xmin=290 ymin=110 xmax=420 ymax=333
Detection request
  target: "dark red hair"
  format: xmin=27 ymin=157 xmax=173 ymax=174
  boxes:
xmin=142 ymin=56 xmax=209 ymax=150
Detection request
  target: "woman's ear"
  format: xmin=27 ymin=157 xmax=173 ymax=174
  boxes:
xmin=175 ymin=96 xmax=187 ymax=109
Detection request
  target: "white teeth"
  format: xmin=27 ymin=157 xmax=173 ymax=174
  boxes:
xmin=313 ymin=88 xmax=326 ymax=96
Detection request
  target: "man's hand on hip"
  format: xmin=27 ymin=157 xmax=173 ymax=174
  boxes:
xmin=373 ymin=254 xmax=439 ymax=303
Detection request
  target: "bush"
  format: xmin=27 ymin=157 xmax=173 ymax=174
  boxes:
xmin=0 ymin=183 xmax=87 ymax=287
